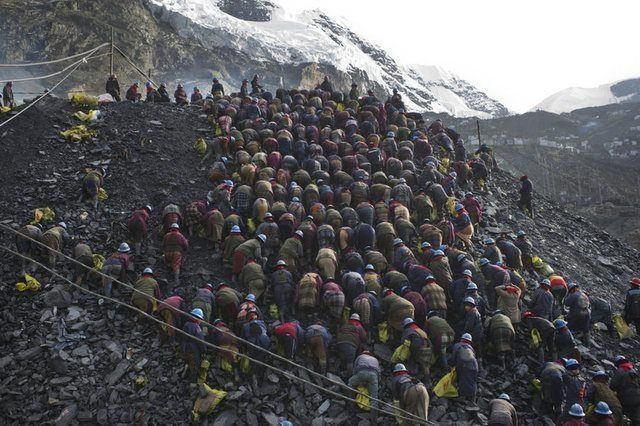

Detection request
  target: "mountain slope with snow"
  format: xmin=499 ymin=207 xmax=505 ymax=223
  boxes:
xmin=147 ymin=0 xmax=509 ymax=117
xmin=532 ymin=77 xmax=640 ymax=113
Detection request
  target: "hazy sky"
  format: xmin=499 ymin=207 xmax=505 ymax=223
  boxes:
xmin=279 ymin=0 xmax=640 ymax=112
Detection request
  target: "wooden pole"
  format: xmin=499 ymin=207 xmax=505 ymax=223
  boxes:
xmin=109 ymin=27 xmax=114 ymax=76
xmin=476 ymin=119 xmax=481 ymax=147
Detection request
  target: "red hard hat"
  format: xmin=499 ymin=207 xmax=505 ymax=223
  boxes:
xmin=631 ymin=277 xmax=640 ymax=287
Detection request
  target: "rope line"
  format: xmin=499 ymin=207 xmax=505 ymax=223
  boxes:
xmin=0 ymin=223 xmax=429 ymax=424
xmin=113 ymin=45 xmax=158 ymax=88
xmin=0 ymin=45 xmax=104 ymax=130
xmin=0 ymin=244 xmax=429 ymax=425
xmin=0 ymin=47 xmax=109 ymax=84
xmin=0 ymin=43 xmax=110 ymax=67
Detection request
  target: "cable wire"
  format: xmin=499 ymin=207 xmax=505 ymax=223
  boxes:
xmin=0 ymin=45 xmax=104 ymax=130
xmin=0 ymin=47 xmax=109 ymax=84
xmin=112 ymin=45 xmax=158 ymax=88
xmin=0 ymin=244 xmax=429 ymax=425
xmin=0 ymin=222 xmax=429 ymax=424
xmin=0 ymin=44 xmax=110 ymax=67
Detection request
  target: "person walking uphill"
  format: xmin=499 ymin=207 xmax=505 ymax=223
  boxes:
xmin=131 ymin=267 xmax=162 ymax=314
xmin=391 ymin=363 xmax=430 ymax=423
xmin=101 ymin=242 xmax=132 ymax=297
xmin=449 ymin=334 xmax=479 ymax=405
xmin=162 ymin=223 xmax=188 ymax=287
xmin=518 ymin=175 xmax=533 ymax=218
xmin=81 ymin=166 xmax=105 ymax=210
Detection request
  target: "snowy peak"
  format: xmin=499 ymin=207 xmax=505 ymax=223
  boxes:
xmin=147 ymin=0 xmax=508 ymax=117
xmin=532 ymin=77 xmax=640 ymax=113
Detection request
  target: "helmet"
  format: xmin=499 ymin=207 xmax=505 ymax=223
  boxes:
xmin=264 ymin=212 xmax=273 ymax=219
xmin=567 ymin=282 xmax=578 ymax=291
xmin=294 ymin=230 xmax=304 ymax=238
xmin=484 ymin=237 xmax=495 ymax=244
xmin=540 ymin=279 xmax=551 ymax=287
xmin=58 ymin=222 xmax=67 ymax=229
xmin=425 ymin=275 xmax=436 ymax=282
xmin=393 ymin=363 xmax=407 ymax=373
xmin=463 ymin=296 xmax=476 ymax=306
xmin=398 ymin=178 xmax=406 ymax=184
xmin=614 ymin=355 xmax=627 ymax=365
xmin=350 ymin=313 xmax=360 ymax=321
xmin=142 ymin=267 xmax=153 ymax=275
xmin=365 ymin=264 xmax=375 ymax=271
xmin=498 ymin=393 xmax=510 ymax=401
xmin=593 ymin=370 xmax=607 ymax=379
xmin=455 ymin=203 xmax=464 ymax=211
xmin=421 ymin=242 xmax=431 ymax=249
xmin=170 ymin=223 xmax=180 ymax=229
xmin=479 ymin=258 xmax=490 ymax=266
xmin=568 ymin=404 xmax=585 ymax=418
xmin=400 ymin=286 xmax=409 ymax=295
xmin=462 ymin=269 xmax=472 ymax=277
xmin=392 ymin=238 xmax=403 ymax=246
xmin=457 ymin=253 xmax=467 ymax=262
xmin=292 ymin=197 xmax=300 ymax=202
xmin=433 ymin=250 xmax=444 ymax=256
xmin=461 ymin=333 xmax=473 ymax=342
xmin=516 ymin=230 xmax=526 ymax=237
xmin=368 ymin=290 xmax=377 ymax=296
xmin=276 ymin=260 xmax=287 ymax=267
xmin=245 ymin=294 xmax=256 ymax=303
xmin=190 ymin=308 xmax=204 ymax=319
xmin=257 ymin=234 xmax=267 ymax=243
xmin=554 ymin=319 xmax=567 ymax=329
xmin=143 ymin=205 xmax=153 ymax=213
xmin=387 ymin=131 xmax=395 ymax=138
xmin=594 ymin=401 xmax=612 ymax=415
xmin=118 ymin=242 xmax=131 ymax=253
xmin=467 ymin=282 xmax=478 ymax=291
xmin=631 ymin=278 xmax=640 ymax=287
xmin=402 ymin=317 xmax=414 ymax=327
xmin=449 ymin=171 xmax=457 ymax=178
xmin=231 ymin=225 xmax=241 ymax=233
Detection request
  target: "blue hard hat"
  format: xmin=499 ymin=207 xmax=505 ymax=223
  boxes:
xmin=568 ymin=403 xmax=585 ymax=418
xmin=455 ymin=203 xmax=464 ymax=211
xmin=554 ymin=319 xmax=567 ymax=329
xmin=387 ymin=131 xmax=395 ymax=138
xmin=516 ymin=230 xmax=526 ymax=237
xmin=594 ymin=401 xmax=612 ymax=415
xmin=565 ymin=358 xmax=580 ymax=370
xmin=479 ymin=258 xmax=490 ymax=266
xmin=190 ymin=308 xmax=204 ymax=319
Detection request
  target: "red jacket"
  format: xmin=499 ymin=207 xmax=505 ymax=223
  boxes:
xmin=163 ymin=229 xmax=189 ymax=253
xmin=128 ymin=209 xmax=150 ymax=233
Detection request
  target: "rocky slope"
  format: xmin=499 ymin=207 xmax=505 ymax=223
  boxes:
xmin=0 ymin=96 xmax=639 ymax=424
xmin=0 ymin=0 xmax=508 ymax=117
xmin=532 ymin=76 xmax=640 ymax=113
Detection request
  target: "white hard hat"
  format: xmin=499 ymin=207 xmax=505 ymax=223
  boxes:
xmin=170 ymin=223 xmax=180 ymax=229
xmin=118 ymin=242 xmax=131 ymax=253
xmin=142 ymin=267 xmax=153 ymax=275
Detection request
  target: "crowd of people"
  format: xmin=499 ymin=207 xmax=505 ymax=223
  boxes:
xmin=14 ymin=74 xmax=640 ymax=425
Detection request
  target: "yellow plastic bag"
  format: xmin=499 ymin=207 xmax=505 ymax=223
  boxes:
xmin=98 ymin=187 xmax=108 ymax=201
xmin=446 ymin=196 xmax=457 ymax=216
xmin=391 ymin=339 xmax=411 ymax=363
xmin=239 ymin=355 xmax=250 ymax=374
xmin=246 ymin=218 xmax=256 ymax=236
xmin=613 ymin=314 xmax=635 ymax=340
xmin=92 ymin=254 xmax=105 ymax=271
xmin=70 ymin=93 xmax=98 ymax=107
xmin=192 ymin=383 xmax=227 ymax=422
xmin=342 ymin=306 xmax=351 ymax=324
xmin=16 ymin=274 xmax=41 ymax=292
xmin=356 ymin=386 xmax=371 ymax=411
xmin=194 ymin=137 xmax=207 ymax=156
xmin=198 ymin=359 xmax=211 ymax=384
xmin=532 ymin=378 xmax=542 ymax=392
xmin=73 ymin=110 xmax=99 ymax=122
xmin=269 ymin=304 xmax=279 ymax=318
xmin=220 ymin=357 xmax=233 ymax=373
xmin=433 ymin=368 xmax=458 ymax=398
xmin=31 ymin=207 xmax=56 ymax=225
xmin=60 ymin=125 xmax=97 ymax=142
xmin=530 ymin=328 xmax=541 ymax=350
xmin=0 ymin=106 xmax=11 ymax=113
xmin=378 ymin=321 xmax=389 ymax=343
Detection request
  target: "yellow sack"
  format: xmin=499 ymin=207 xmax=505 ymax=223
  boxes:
xmin=585 ymin=403 xmax=596 ymax=416
xmin=239 ymin=355 xmax=250 ymax=374
xmin=356 ymin=386 xmax=371 ymax=411
xmin=269 ymin=303 xmax=279 ymax=318
xmin=192 ymin=383 xmax=227 ymax=422
xmin=336 ymin=103 xmax=345 ymax=112
xmin=214 ymin=123 xmax=222 ymax=136
xmin=532 ymin=378 xmax=542 ymax=392
xmin=437 ymin=158 xmax=450 ymax=174
xmin=98 ymin=187 xmax=108 ymax=201
xmin=530 ymin=328 xmax=541 ymax=350
xmin=391 ymin=339 xmax=411 ymax=363
xmin=31 ymin=207 xmax=56 ymax=225
xmin=92 ymin=254 xmax=105 ymax=271
xmin=378 ymin=321 xmax=389 ymax=343
xmin=16 ymin=274 xmax=41 ymax=292
xmin=60 ymin=125 xmax=97 ymax=142
xmin=220 ymin=357 xmax=233 ymax=373
xmin=613 ymin=314 xmax=635 ymax=340
xmin=446 ymin=196 xmax=457 ymax=216
xmin=70 ymin=93 xmax=98 ymax=107
xmin=198 ymin=359 xmax=211 ymax=384
xmin=194 ymin=137 xmax=207 ymax=156
xmin=246 ymin=218 xmax=256 ymax=236
xmin=342 ymin=306 xmax=351 ymax=324
xmin=0 ymin=106 xmax=11 ymax=113
xmin=433 ymin=368 xmax=458 ymax=398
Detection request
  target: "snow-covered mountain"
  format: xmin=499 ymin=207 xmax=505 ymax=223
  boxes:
xmin=531 ymin=77 xmax=640 ymax=113
xmin=147 ymin=0 xmax=509 ymax=117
